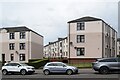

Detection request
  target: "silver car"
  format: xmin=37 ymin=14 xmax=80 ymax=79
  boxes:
xmin=43 ymin=62 xmax=78 ymax=75
xmin=92 ymin=57 xmax=120 ymax=74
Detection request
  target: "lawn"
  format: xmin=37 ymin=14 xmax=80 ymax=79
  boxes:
xmin=68 ymin=62 xmax=92 ymax=68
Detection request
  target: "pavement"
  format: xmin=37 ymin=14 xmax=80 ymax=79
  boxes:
xmin=1 ymin=69 xmax=120 ymax=80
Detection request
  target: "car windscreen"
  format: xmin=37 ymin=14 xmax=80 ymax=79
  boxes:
xmin=20 ymin=63 xmax=28 ymax=66
xmin=117 ymin=58 xmax=120 ymax=62
xmin=99 ymin=58 xmax=117 ymax=62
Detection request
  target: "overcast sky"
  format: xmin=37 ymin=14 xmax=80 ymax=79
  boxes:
xmin=0 ymin=0 xmax=119 ymax=45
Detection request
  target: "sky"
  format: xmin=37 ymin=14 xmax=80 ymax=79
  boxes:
xmin=0 ymin=0 xmax=119 ymax=45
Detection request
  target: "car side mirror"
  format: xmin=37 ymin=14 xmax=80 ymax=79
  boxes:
xmin=17 ymin=65 xmax=21 ymax=67
xmin=63 ymin=65 xmax=66 ymax=67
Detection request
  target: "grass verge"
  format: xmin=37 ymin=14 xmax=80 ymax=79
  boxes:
xmin=68 ymin=62 xmax=92 ymax=68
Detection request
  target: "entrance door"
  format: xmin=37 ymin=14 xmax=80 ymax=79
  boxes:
xmin=2 ymin=54 xmax=5 ymax=62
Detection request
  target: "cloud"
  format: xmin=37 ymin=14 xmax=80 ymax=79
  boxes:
xmin=0 ymin=0 xmax=119 ymax=45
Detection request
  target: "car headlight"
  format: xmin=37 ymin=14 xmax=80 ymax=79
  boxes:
xmin=27 ymin=67 xmax=31 ymax=69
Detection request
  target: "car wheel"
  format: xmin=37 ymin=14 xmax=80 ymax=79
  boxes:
xmin=44 ymin=70 xmax=50 ymax=75
xmin=66 ymin=69 xmax=73 ymax=75
xmin=2 ymin=69 xmax=8 ymax=75
xmin=99 ymin=67 xmax=109 ymax=74
xmin=20 ymin=69 xmax=27 ymax=75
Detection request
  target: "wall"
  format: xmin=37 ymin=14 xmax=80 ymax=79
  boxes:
xmin=117 ymin=41 xmax=120 ymax=55
xmin=103 ymin=22 xmax=117 ymax=57
xmin=1 ymin=31 xmax=29 ymax=62
xmin=0 ymin=33 xmax=2 ymax=61
xmin=30 ymin=31 xmax=43 ymax=59
xmin=69 ymin=21 xmax=103 ymax=58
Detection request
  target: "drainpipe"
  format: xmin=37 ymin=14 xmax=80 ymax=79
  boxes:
xmin=58 ymin=40 xmax=59 ymax=58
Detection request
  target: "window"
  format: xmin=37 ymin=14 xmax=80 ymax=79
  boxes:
xmin=20 ymin=32 xmax=25 ymax=39
xmin=19 ymin=54 xmax=25 ymax=61
xmin=10 ymin=63 xmax=20 ymax=66
xmin=9 ymin=43 xmax=15 ymax=50
xmin=56 ymin=63 xmax=66 ymax=66
xmin=10 ymin=54 xmax=14 ymax=61
xmin=118 ymin=58 xmax=120 ymax=62
xmin=52 ymin=49 xmax=54 ymax=52
xmin=66 ymin=52 xmax=68 ymax=56
xmin=55 ymin=48 xmax=56 ymax=51
xmin=77 ymin=35 xmax=85 ymax=43
xmin=60 ymin=42 xmax=62 ymax=47
xmin=5 ymin=63 xmax=20 ymax=66
xmin=77 ymin=22 xmax=85 ymax=30
xmin=76 ymin=48 xmax=85 ymax=56
xmin=20 ymin=43 xmax=25 ymax=50
xmin=99 ymin=59 xmax=117 ymax=62
xmin=5 ymin=63 xmax=11 ymax=66
xmin=47 ymin=63 xmax=55 ymax=66
xmin=60 ymin=50 xmax=62 ymax=53
xmin=9 ymin=33 xmax=15 ymax=39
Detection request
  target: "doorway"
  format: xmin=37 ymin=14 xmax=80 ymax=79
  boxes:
xmin=2 ymin=54 xmax=5 ymax=62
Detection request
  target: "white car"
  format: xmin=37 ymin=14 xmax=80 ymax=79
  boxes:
xmin=2 ymin=62 xmax=35 ymax=75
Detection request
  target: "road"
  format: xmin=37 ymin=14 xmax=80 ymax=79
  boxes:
xmin=1 ymin=69 xmax=120 ymax=80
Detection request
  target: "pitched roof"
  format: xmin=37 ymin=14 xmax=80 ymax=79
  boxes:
xmin=68 ymin=16 xmax=102 ymax=23
xmin=0 ymin=26 xmax=43 ymax=37
xmin=2 ymin=26 xmax=31 ymax=32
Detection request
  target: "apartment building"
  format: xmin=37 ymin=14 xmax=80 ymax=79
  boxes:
xmin=117 ymin=38 xmax=120 ymax=56
xmin=0 ymin=26 xmax=43 ymax=63
xmin=68 ymin=16 xmax=117 ymax=63
xmin=44 ymin=37 xmax=68 ymax=58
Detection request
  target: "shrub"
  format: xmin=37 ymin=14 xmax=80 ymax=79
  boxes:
xmin=27 ymin=59 xmax=49 ymax=69
xmin=29 ymin=59 xmax=42 ymax=63
xmin=117 ymin=55 xmax=120 ymax=57
xmin=0 ymin=61 xmax=2 ymax=69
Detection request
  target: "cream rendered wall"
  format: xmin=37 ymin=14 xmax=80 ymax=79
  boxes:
xmin=44 ymin=38 xmax=68 ymax=58
xmin=44 ymin=45 xmax=50 ymax=58
xmin=0 ymin=29 xmax=43 ymax=62
xmin=62 ymin=38 xmax=68 ymax=57
xmin=30 ymin=31 xmax=43 ymax=59
xmin=69 ymin=21 xmax=103 ymax=58
xmin=0 ymin=34 xmax=2 ymax=61
xmin=103 ymin=23 xmax=117 ymax=57
xmin=117 ymin=41 xmax=120 ymax=55
xmin=1 ymin=31 xmax=30 ymax=62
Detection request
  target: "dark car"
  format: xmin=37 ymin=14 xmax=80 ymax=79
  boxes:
xmin=92 ymin=57 xmax=120 ymax=74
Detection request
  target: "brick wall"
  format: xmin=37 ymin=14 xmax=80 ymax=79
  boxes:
xmin=69 ymin=58 xmax=97 ymax=64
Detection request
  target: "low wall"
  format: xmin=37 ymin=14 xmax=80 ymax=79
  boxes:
xmin=69 ymin=58 xmax=97 ymax=64
xmin=49 ymin=58 xmax=97 ymax=64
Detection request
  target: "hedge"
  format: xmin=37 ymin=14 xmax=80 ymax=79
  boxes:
xmin=117 ymin=55 xmax=120 ymax=57
xmin=29 ymin=59 xmax=42 ymax=63
xmin=0 ymin=61 xmax=2 ymax=69
xmin=27 ymin=59 xmax=49 ymax=69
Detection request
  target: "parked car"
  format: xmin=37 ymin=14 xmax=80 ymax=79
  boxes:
xmin=43 ymin=62 xmax=78 ymax=75
xmin=2 ymin=62 xmax=35 ymax=75
xmin=92 ymin=57 xmax=120 ymax=74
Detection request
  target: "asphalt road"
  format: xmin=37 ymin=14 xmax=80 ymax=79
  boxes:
xmin=1 ymin=69 xmax=120 ymax=80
